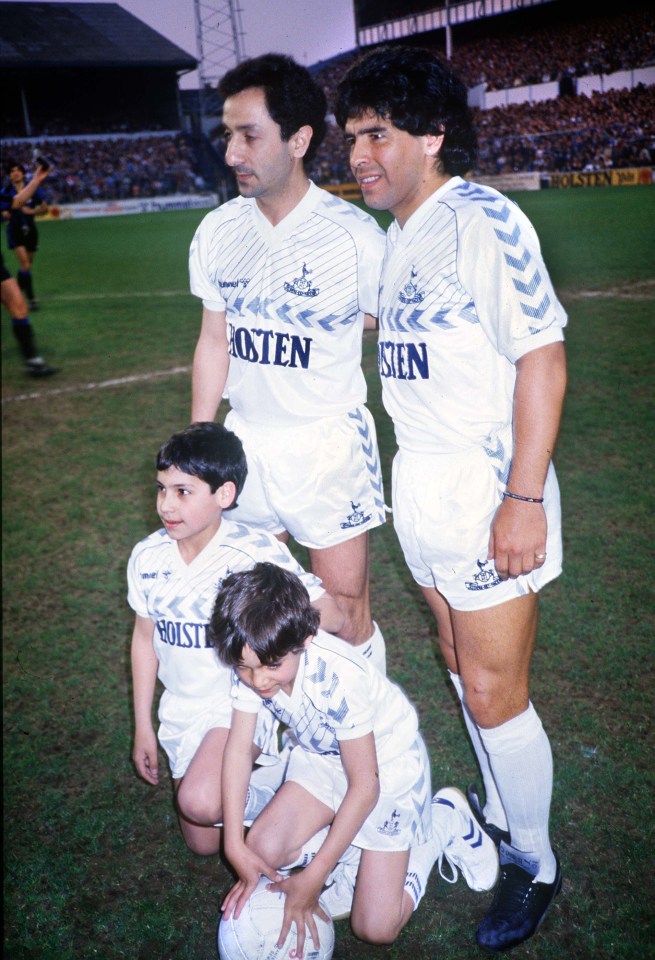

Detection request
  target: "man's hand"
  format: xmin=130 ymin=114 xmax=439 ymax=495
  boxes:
xmin=488 ymin=497 xmax=547 ymax=579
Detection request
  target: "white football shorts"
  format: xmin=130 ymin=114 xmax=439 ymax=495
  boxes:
xmin=392 ymin=445 xmax=563 ymax=611
xmin=223 ymin=406 xmax=386 ymax=550
xmin=284 ymin=734 xmax=432 ymax=852
xmin=158 ymin=689 xmax=279 ymax=780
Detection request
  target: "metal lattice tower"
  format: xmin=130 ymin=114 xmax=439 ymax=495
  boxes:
xmin=193 ymin=0 xmax=246 ymax=116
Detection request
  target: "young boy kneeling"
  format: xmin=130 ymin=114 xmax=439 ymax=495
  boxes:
xmin=128 ymin=423 xmax=343 ymax=859
xmin=209 ymin=563 xmax=499 ymax=954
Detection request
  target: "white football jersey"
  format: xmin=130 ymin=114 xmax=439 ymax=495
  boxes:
xmin=378 ymin=176 xmax=567 ymax=455
xmin=127 ymin=518 xmax=324 ymax=700
xmin=189 ymin=181 xmax=385 ymax=424
xmin=231 ymin=629 xmax=419 ymax=767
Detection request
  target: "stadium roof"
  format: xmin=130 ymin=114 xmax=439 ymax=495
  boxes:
xmin=0 ymin=2 xmax=197 ymax=69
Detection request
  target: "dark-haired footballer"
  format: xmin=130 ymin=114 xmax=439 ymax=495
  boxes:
xmin=335 ymin=45 xmax=567 ymax=952
xmin=189 ymin=54 xmax=387 ymax=673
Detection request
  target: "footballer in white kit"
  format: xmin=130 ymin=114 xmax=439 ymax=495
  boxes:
xmin=189 ymin=54 xmax=390 ymax=668
xmin=189 ymin=182 xmax=386 ymax=547
xmin=378 ymin=176 xmax=567 ymax=608
xmin=127 ymin=517 xmax=325 ymax=778
xmin=336 ymin=45 xmax=568 ymax=952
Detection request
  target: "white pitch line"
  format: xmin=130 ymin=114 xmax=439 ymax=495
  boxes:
xmin=2 ymin=365 xmax=191 ymax=404
xmin=46 ymin=289 xmax=189 ymax=302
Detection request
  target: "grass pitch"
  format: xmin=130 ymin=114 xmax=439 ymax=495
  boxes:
xmin=2 ymin=185 xmax=654 ymax=959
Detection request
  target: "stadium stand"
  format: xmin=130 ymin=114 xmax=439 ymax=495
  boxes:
xmin=0 ymin=2 xmax=228 ymax=200
xmin=308 ymin=3 xmax=654 ymax=183
xmin=2 ymin=134 xmax=206 ymax=203
xmin=0 ymin=0 xmax=652 ymax=202
xmin=0 ymin=2 xmax=196 ymax=136
xmin=309 ymin=83 xmax=655 ymax=184
xmin=448 ymin=7 xmax=655 ymax=92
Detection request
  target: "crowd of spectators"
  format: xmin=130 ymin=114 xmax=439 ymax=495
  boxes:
xmin=473 ymin=84 xmax=654 ymax=176
xmin=2 ymin=7 xmax=653 ymax=199
xmin=307 ymin=7 xmax=654 ymax=183
xmin=308 ymin=84 xmax=654 ymax=184
xmin=448 ymin=8 xmax=654 ymax=91
xmin=310 ymin=7 xmax=654 ymax=103
xmin=0 ymin=134 xmax=208 ymax=203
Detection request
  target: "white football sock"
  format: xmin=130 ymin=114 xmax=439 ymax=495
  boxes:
xmin=357 ymin=621 xmax=386 ymax=674
xmin=243 ymin=754 xmax=290 ymax=821
xmin=478 ymin=703 xmax=557 ymax=883
xmin=449 ymin=671 xmax=508 ymax=831
xmin=280 ymin=826 xmax=330 ymax=870
xmin=403 ymin=801 xmax=452 ymax=910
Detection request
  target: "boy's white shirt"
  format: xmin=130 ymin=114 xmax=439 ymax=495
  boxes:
xmin=127 ymin=517 xmax=324 ymax=699
xmin=230 ymin=628 xmax=419 ymax=770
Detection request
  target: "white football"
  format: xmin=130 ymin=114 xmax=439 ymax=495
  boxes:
xmin=218 ymin=876 xmax=335 ymax=960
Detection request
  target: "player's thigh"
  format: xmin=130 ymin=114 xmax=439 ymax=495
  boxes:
xmin=175 ymin=725 xmax=230 ymax=812
xmin=450 ymin=592 xmax=539 ymax=726
xmin=181 ymin=725 xmax=230 ymax=786
xmin=308 ymin=532 xmax=369 ymax=604
xmin=309 ymin=534 xmax=372 ymax=642
xmin=246 ymin=780 xmax=333 ymax=865
xmin=351 ymin=848 xmax=411 ymax=941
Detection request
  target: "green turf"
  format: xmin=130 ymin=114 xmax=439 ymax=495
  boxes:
xmin=3 ymin=185 xmax=654 ymax=959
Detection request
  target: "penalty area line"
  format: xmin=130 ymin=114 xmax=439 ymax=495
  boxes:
xmin=2 ymin=365 xmax=191 ymax=405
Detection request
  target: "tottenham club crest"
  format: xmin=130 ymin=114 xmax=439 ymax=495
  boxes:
xmin=398 ymin=267 xmax=425 ymax=304
xmin=284 ymin=262 xmax=319 ymax=297
xmin=377 ymin=808 xmax=401 ymax=837
xmin=465 ymin=559 xmax=502 ymax=592
xmin=340 ymin=501 xmax=371 ymax=530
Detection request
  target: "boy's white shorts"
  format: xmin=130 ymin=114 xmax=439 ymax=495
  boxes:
xmin=392 ymin=446 xmax=563 ymax=611
xmin=158 ymin=690 xmax=279 ymax=780
xmin=224 ymin=406 xmax=385 ymax=550
xmin=284 ymin=734 xmax=432 ymax=851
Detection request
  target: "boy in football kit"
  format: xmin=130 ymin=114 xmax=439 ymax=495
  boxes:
xmin=335 ymin=47 xmax=568 ymax=951
xmin=189 ymin=54 xmax=387 ymax=672
xmin=209 ymin=563 xmax=498 ymax=955
xmin=128 ymin=422 xmax=344 ymax=857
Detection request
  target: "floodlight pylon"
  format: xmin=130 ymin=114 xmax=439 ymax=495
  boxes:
xmin=193 ymin=0 xmax=246 ymax=116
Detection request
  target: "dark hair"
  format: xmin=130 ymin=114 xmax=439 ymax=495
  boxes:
xmin=8 ymin=161 xmax=26 ymax=175
xmin=334 ymin=45 xmax=477 ymax=176
xmin=218 ymin=53 xmax=327 ymax=164
xmin=156 ymin=422 xmax=247 ymax=501
xmin=209 ymin=563 xmax=320 ymax=666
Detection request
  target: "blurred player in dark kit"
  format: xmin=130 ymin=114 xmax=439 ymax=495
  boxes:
xmin=3 ymin=161 xmax=48 ymax=310
xmin=1 ymin=161 xmax=57 ymax=377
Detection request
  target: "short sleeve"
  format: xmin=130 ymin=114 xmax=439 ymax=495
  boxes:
xmin=189 ymin=211 xmax=227 ymax=312
xmin=457 ymin=197 xmax=567 ymax=363
xmin=126 ymin=544 xmax=149 ymax=618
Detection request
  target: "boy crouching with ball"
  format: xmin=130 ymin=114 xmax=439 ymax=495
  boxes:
xmin=128 ymin=423 xmax=343 ymax=859
xmin=209 ymin=563 xmax=499 ymax=954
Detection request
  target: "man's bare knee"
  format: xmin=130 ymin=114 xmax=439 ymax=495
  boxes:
xmin=331 ymin=595 xmax=371 ymax=646
xmin=462 ymin=673 xmax=530 ymax=728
